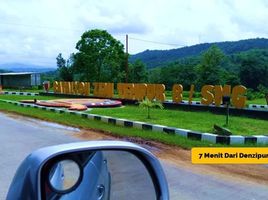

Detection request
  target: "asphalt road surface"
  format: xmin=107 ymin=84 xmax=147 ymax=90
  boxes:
xmin=0 ymin=112 xmax=267 ymax=200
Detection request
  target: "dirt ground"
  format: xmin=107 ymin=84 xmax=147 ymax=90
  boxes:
xmin=75 ymin=129 xmax=268 ymax=186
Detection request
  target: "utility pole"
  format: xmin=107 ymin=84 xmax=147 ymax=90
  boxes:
xmin=125 ymin=34 xmax=129 ymax=83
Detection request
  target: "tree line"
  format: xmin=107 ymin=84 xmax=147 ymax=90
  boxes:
xmin=130 ymin=38 xmax=268 ymax=68
xmin=55 ymin=29 xmax=268 ymax=98
xmin=56 ymin=29 xmax=148 ymax=83
xmin=148 ymin=46 xmax=268 ymax=98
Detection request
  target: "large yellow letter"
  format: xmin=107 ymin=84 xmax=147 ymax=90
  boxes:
xmin=93 ymin=82 xmax=100 ymax=96
xmin=83 ymin=82 xmax=90 ymax=96
xmin=99 ymin=83 xmax=106 ymax=97
xmin=53 ymin=81 xmax=60 ymax=93
xmin=201 ymin=85 xmax=214 ymax=105
xmin=63 ymin=82 xmax=67 ymax=94
xmin=73 ymin=81 xmax=79 ymax=94
xmin=214 ymin=85 xmax=231 ymax=106
xmin=117 ymin=83 xmax=125 ymax=99
xmin=231 ymin=85 xmax=247 ymax=109
xmin=124 ymin=83 xmax=135 ymax=99
xmin=188 ymin=84 xmax=195 ymax=104
xmin=66 ymin=82 xmax=72 ymax=94
xmin=69 ymin=82 xmax=74 ymax=94
xmin=155 ymin=84 xmax=166 ymax=102
xmin=59 ymin=81 xmax=63 ymax=93
xmin=134 ymin=84 xmax=147 ymax=101
xmin=147 ymin=84 xmax=156 ymax=100
xmin=106 ymin=83 xmax=114 ymax=98
xmin=172 ymin=84 xmax=183 ymax=103
xmin=78 ymin=82 xmax=85 ymax=95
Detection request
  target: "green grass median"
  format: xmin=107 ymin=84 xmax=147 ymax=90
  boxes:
xmin=89 ymin=106 xmax=268 ymax=136
xmin=0 ymin=101 xmax=221 ymax=149
xmin=0 ymin=94 xmax=267 ymax=147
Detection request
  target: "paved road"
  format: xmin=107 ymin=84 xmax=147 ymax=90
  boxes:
xmin=0 ymin=112 xmax=267 ymax=200
xmin=0 ymin=112 xmax=80 ymax=199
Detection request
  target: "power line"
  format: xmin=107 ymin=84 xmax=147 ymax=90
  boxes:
xmin=128 ymin=37 xmax=185 ymax=47
xmin=0 ymin=21 xmax=184 ymax=48
xmin=0 ymin=21 xmax=181 ymax=48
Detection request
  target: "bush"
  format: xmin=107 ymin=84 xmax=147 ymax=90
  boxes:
xmin=246 ymin=88 xmax=265 ymax=100
xmin=139 ymin=98 xmax=163 ymax=119
xmin=257 ymin=84 xmax=268 ymax=94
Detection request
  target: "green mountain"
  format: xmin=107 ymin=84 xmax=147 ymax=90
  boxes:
xmin=130 ymin=38 xmax=268 ymax=68
xmin=0 ymin=63 xmax=56 ymax=73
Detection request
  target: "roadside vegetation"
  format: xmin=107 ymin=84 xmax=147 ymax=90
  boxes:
xmin=0 ymin=95 xmax=267 ymax=137
xmin=1 ymin=100 xmax=268 ymax=148
xmin=1 ymin=29 xmax=267 ymax=106
xmin=89 ymin=105 xmax=268 ymax=136
xmin=0 ymin=29 xmax=267 ymax=148
xmin=138 ymin=98 xmax=163 ymax=119
xmin=0 ymin=101 xmax=219 ymax=149
xmin=47 ymin=29 xmax=268 ymax=104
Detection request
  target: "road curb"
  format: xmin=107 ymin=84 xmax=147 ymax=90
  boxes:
xmin=3 ymin=91 xmax=39 ymax=96
xmin=1 ymin=99 xmax=267 ymax=145
xmin=249 ymin=104 xmax=268 ymax=109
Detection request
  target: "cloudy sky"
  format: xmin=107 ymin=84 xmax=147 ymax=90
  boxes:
xmin=0 ymin=0 xmax=268 ymax=67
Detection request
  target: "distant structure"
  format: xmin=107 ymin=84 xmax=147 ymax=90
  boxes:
xmin=0 ymin=72 xmax=41 ymax=88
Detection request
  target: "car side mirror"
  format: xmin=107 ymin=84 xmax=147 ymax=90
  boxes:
xmin=7 ymin=141 xmax=169 ymax=200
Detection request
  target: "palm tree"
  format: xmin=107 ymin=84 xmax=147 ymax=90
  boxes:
xmin=139 ymin=98 xmax=163 ymax=119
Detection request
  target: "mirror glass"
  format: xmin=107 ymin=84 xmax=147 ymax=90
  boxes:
xmin=48 ymin=159 xmax=81 ymax=192
xmin=42 ymin=150 xmax=157 ymax=200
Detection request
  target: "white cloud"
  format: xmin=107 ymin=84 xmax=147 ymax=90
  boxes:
xmin=0 ymin=0 xmax=267 ymax=67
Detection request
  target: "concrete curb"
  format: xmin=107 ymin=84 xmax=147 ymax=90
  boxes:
xmin=3 ymin=91 xmax=39 ymax=96
xmin=179 ymin=100 xmax=225 ymax=108
xmin=1 ymin=99 xmax=267 ymax=145
xmin=249 ymin=104 xmax=268 ymax=109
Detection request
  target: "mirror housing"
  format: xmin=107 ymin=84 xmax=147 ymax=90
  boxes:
xmin=7 ymin=141 xmax=169 ymax=200
xmin=48 ymin=159 xmax=82 ymax=193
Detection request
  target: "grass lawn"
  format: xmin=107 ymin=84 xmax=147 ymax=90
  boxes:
xmin=0 ymin=101 xmax=223 ymax=149
xmin=0 ymin=95 xmax=267 ymax=147
xmin=248 ymin=98 xmax=267 ymax=105
xmin=1 ymin=94 xmax=267 ymax=136
xmin=89 ymin=106 xmax=268 ymax=136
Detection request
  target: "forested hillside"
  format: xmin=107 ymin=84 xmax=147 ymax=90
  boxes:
xmin=52 ymin=31 xmax=268 ymax=97
xmin=130 ymin=38 xmax=268 ymax=68
xmin=147 ymin=46 xmax=268 ymax=98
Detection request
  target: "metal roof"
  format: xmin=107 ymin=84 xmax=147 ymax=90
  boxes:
xmin=0 ymin=72 xmax=39 ymax=76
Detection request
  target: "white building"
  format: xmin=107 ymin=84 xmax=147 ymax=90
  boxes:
xmin=0 ymin=72 xmax=41 ymax=88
